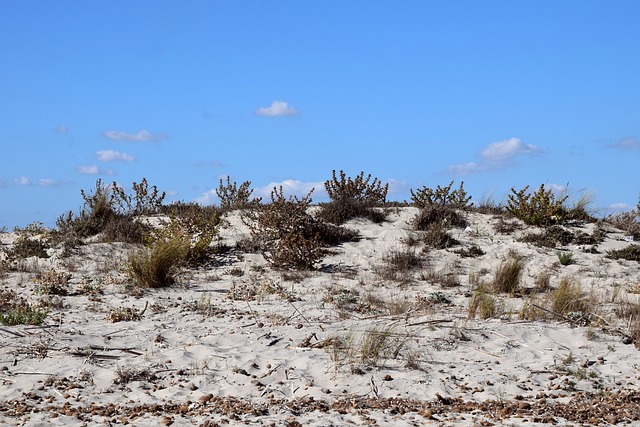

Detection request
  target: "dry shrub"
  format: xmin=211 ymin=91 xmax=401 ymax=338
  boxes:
xmin=492 ymin=255 xmax=524 ymax=294
xmin=127 ymin=236 xmax=189 ymax=288
xmin=0 ymin=288 xmax=48 ymax=326
xmin=607 ymin=245 xmax=640 ymax=262
xmin=421 ymin=223 xmax=460 ymax=249
xmin=519 ymin=225 xmax=574 ymax=248
xmin=6 ymin=235 xmax=50 ymax=260
xmin=243 ymin=187 xmax=323 ymax=270
xmin=410 ymin=181 xmax=471 ymax=209
xmin=606 ymin=209 xmax=640 ymax=240
xmin=413 ymin=205 xmax=467 ymax=231
xmin=455 ymin=245 xmax=485 ymax=258
xmin=215 ymin=177 xmax=261 ymax=211
xmin=34 ymin=269 xmax=70 ymax=296
xmin=318 ymin=170 xmax=388 ymax=225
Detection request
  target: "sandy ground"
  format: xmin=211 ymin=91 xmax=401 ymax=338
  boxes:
xmin=1 ymin=208 xmax=639 ymax=426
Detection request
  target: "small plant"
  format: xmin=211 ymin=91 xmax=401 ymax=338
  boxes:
xmin=413 ymin=204 xmax=467 ymax=231
xmin=6 ymin=235 xmax=50 ymax=260
xmin=360 ymin=325 xmax=406 ymax=367
xmin=492 ymin=255 xmax=524 ymax=294
xmin=318 ymin=170 xmax=388 ymax=224
xmin=507 ymin=184 xmax=568 ymax=226
xmin=106 ymin=304 xmax=146 ymax=322
xmin=127 ymin=236 xmax=189 ymax=288
xmin=557 ymin=251 xmax=574 ymax=266
xmin=0 ymin=304 xmax=48 ymax=326
xmin=375 ymin=248 xmax=423 ymax=283
xmin=551 ymin=277 xmax=591 ymax=315
xmin=421 ymin=223 xmax=460 ymax=249
xmin=410 ymin=181 xmax=471 ymax=209
xmin=455 ymin=245 xmax=485 ymax=258
xmin=607 ymin=245 xmax=640 ymax=262
xmin=215 ymin=177 xmax=261 ymax=211
xmin=34 ymin=269 xmax=70 ymax=295
xmin=468 ymin=286 xmax=498 ymax=319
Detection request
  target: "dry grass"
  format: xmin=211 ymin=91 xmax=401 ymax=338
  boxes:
xmin=375 ymin=248 xmax=423 ymax=283
xmin=468 ymin=286 xmax=499 ymax=319
xmin=127 ymin=236 xmax=189 ymax=288
xmin=550 ymin=277 xmax=591 ymax=315
xmin=492 ymin=255 xmax=524 ymax=294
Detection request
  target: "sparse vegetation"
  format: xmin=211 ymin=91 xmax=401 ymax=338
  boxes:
xmin=215 ymin=177 xmax=262 ymax=211
xmin=557 ymin=251 xmax=574 ymax=266
xmin=507 ymin=184 xmax=569 ymax=226
xmin=410 ymin=181 xmax=471 ymax=209
xmin=243 ymin=187 xmax=324 ymax=270
xmin=607 ymin=244 xmax=640 ymax=262
xmin=468 ymin=286 xmax=498 ymax=319
xmin=375 ymin=248 xmax=423 ymax=283
xmin=550 ymin=277 xmax=591 ymax=316
xmin=318 ymin=170 xmax=388 ymax=224
xmin=492 ymin=255 xmax=524 ymax=294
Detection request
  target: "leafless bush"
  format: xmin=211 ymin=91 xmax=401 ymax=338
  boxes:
xmin=410 ymin=181 xmax=471 ymax=209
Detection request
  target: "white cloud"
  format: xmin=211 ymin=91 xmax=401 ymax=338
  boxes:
xmin=608 ymin=202 xmax=632 ymax=212
xmin=195 ymin=160 xmax=226 ymax=168
xmin=447 ymin=162 xmax=485 ymax=174
xmin=610 ymin=137 xmax=640 ymax=149
xmin=480 ymin=138 xmax=540 ymax=161
xmin=38 ymin=178 xmax=58 ymax=187
xmin=78 ymin=165 xmax=114 ymax=175
xmin=52 ymin=125 xmax=69 ymax=134
xmin=14 ymin=176 xmax=31 ymax=186
xmin=102 ymin=129 xmax=166 ymax=142
xmin=96 ymin=150 xmax=135 ymax=162
xmin=255 ymin=101 xmax=299 ymax=117
xmin=386 ymin=178 xmax=408 ymax=196
xmin=448 ymin=138 xmax=541 ymax=175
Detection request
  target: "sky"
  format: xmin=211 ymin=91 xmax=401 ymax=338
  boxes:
xmin=1 ymin=1 xmax=639 ymax=228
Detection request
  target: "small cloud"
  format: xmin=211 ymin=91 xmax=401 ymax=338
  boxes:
xmin=96 ymin=150 xmax=135 ymax=162
xmin=102 ymin=129 xmax=166 ymax=142
xmin=447 ymin=162 xmax=485 ymax=175
xmin=14 ymin=176 xmax=32 ymax=186
xmin=255 ymin=101 xmax=299 ymax=117
xmin=480 ymin=138 xmax=540 ymax=161
xmin=38 ymin=178 xmax=69 ymax=187
xmin=448 ymin=137 xmax=541 ymax=175
xmin=609 ymin=137 xmax=640 ymax=149
xmin=608 ymin=202 xmax=632 ymax=213
xmin=194 ymin=189 xmax=218 ymax=205
xmin=52 ymin=125 xmax=69 ymax=134
xmin=77 ymin=165 xmax=114 ymax=175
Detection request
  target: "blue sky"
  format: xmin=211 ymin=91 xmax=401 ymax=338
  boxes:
xmin=1 ymin=1 xmax=639 ymax=228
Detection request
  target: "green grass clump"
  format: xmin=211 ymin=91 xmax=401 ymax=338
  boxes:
xmin=557 ymin=251 xmax=574 ymax=266
xmin=0 ymin=304 xmax=48 ymax=326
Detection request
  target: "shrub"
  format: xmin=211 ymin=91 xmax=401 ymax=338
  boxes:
xmin=421 ymin=223 xmax=459 ymax=249
xmin=112 ymin=178 xmax=166 ymax=216
xmin=127 ymin=236 xmax=190 ymax=288
xmin=0 ymin=304 xmax=48 ymax=326
xmin=6 ymin=235 xmax=50 ymax=260
xmin=410 ymin=181 xmax=471 ymax=209
xmin=492 ymin=255 xmax=524 ymax=294
xmin=215 ymin=177 xmax=261 ymax=211
xmin=243 ymin=187 xmax=324 ymax=270
xmin=318 ymin=170 xmax=388 ymax=224
xmin=607 ymin=244 xmax=640 ymax=262
xmin=413 ymin=204 xmax=467 ymax=231
xmin=507 ymin=184 xmax=568 ymax=226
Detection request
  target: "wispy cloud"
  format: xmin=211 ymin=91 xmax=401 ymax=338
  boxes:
xmin=102 ymin=129 xmax=166 ymax=142
xmin=609 ymin=137 xmax=640 ymax=149
xmin=77 ymin=165 xmax=114 ymax=175
xmin=14 ymin=176 xmax=32 ymax=186
xmin=52 ymin=125 xmax=69 ymax=134
xmin=255 ymin=101 xmax=299 ymax=117
xmin=448 ymin=138 xmax=541 ymax=174
xmin=38 ymin=178 xmax=68 ymax=187
xmin=96 ymin=150 xmax=135 ymax=162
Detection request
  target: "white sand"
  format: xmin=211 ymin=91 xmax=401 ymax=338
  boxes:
xmin=0 ymin=208 xmax=639 ymax=426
